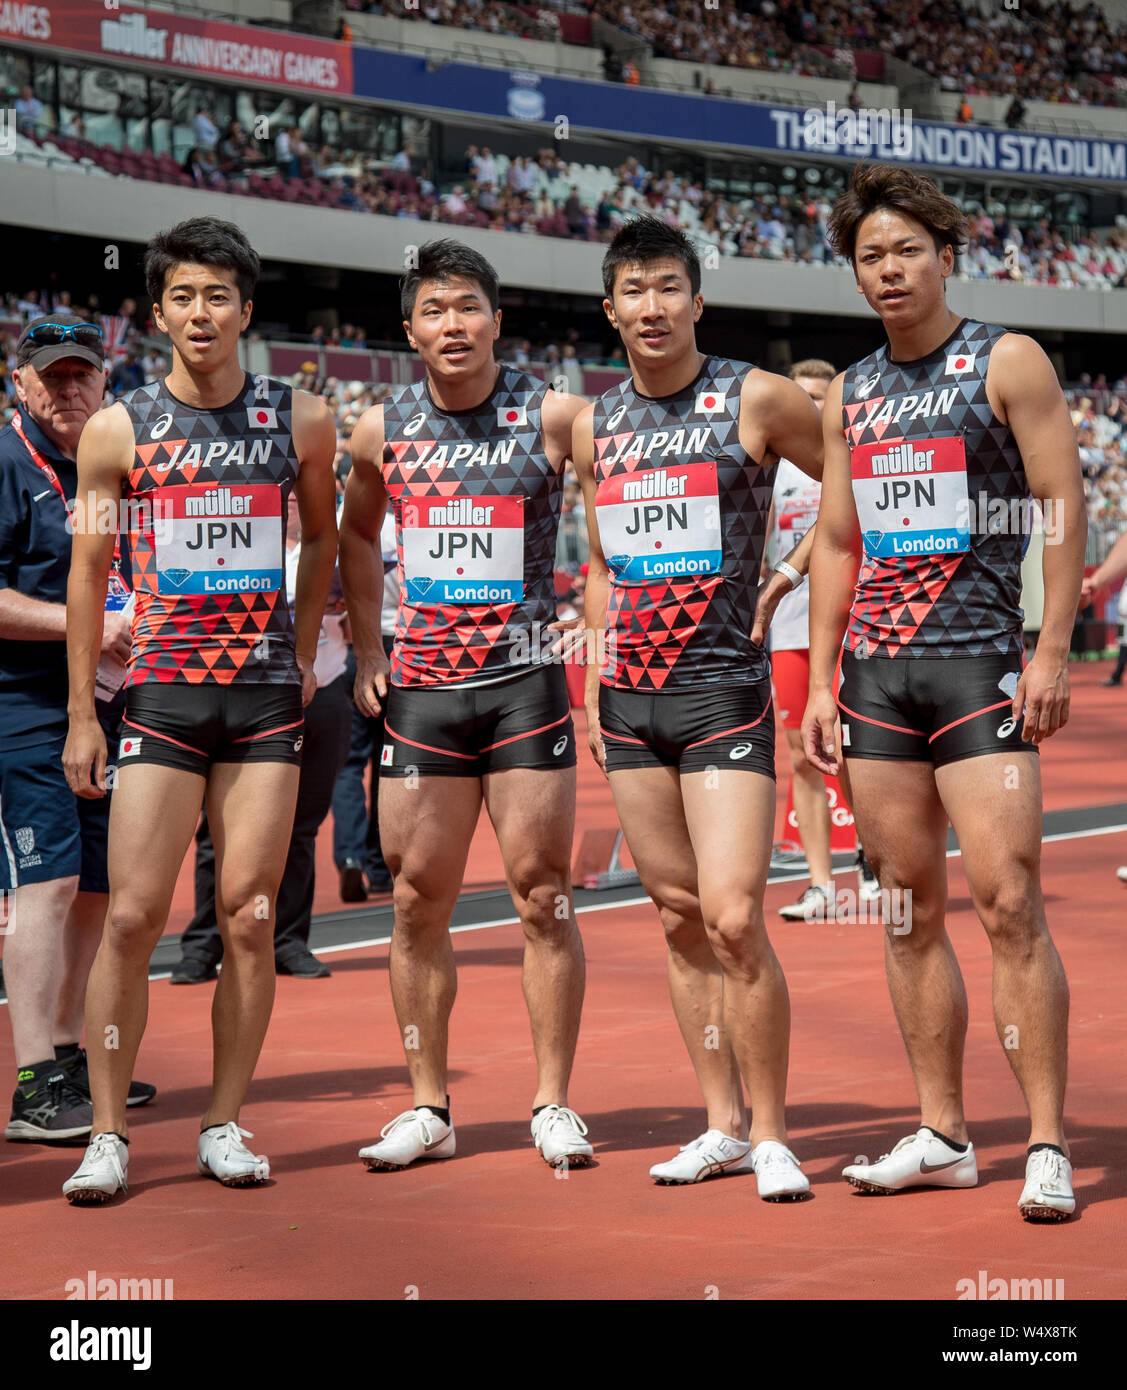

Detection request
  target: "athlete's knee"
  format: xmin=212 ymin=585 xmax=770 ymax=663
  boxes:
xmin=220 ymin=897 xmax=276 ymax=954
xmin=105 ymin=899 xmax=165 ymax=955
xmin=391 ymin=871 xmax=456 ymax=932
xmin=977 ymin=875 xmax=1044 ymax=953
xmin=651 ymin=888 xmax=704 ymax=952
xmin=516 ymin=879 xmax=575 ymax=937
xmin=702 ymin=899 xmax=769 ymax=967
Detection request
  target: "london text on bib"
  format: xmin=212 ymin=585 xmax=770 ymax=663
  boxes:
xmin=596 ymin=461 xmax=722 ymax=583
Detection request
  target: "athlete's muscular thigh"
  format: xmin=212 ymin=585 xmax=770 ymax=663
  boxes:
xmin=484 ymin=765 xmax=575 ymax=892
xmin=680 ymin=769 xmax=774 ymax=931
xmin=107 ymin=763 xmax=206 ymax=932
xmin=608 ymin=766 xmax=701 ymax=923
xmin=936 ymin=751 xmax=1044 ymax=933
xmin=845 ymin=758 xmax=949 ymax=927
xmin=379 ymin=775 xmax=483 ymax=902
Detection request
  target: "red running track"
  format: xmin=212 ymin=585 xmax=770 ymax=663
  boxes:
xmin=0 ymin=663 xmax=1124 ymax=1299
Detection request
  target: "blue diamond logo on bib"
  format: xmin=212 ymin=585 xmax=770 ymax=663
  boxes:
xmin=163 ymin=568 xmax=192 ymax=587
xmin=609 ymin=554 xmax=631 ymax=571
xmin=413 ymin=576 xmax=434 ymax=595
xmin=863 ymin=530 xmax=884 ymax=552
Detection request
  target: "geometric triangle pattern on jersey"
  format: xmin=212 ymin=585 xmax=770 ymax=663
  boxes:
xmin=381 ymin=366 xmax=561 ymax=688
xmin=841 ymin=319 xmax=1030 ymax=660
xmin=120 ymin=374 xmax=300 ymax=687
xmin=592 ymin=355 xmax=774 ymax=691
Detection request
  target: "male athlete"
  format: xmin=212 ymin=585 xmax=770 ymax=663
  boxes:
xmin=803 ymin=163 xmax=1086 ymax=1220
xmin=339 ymin=240 xmax=593 ymax=1170
xmin=61 ymin=217 xmax=338 ymax=1202
xmin=572 ymin=216 xmax=823 ymax=1197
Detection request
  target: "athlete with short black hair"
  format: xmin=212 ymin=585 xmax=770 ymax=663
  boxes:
xmin=340 ymin=239 xmax=594 ymax=1171
xmin=573 ymin=216 xmax=824 ymax=1197
xmin=803 ymin=163 xmax=1086 ymax=1220
xmin=61 ymin=216 xmax=338 ymax=1202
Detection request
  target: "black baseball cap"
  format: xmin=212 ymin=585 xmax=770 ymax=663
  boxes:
xmin=17 ymin=314 xmax=105 ymax=370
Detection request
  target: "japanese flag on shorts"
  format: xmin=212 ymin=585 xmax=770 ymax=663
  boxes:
xmin=119 ymin=736 xmax=142 ymax=758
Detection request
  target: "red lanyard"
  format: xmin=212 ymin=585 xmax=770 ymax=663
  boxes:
xmin=12 ymin=409 xmax=121 ymax=564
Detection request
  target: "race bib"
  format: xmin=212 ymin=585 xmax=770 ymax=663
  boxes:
xmin=151 ymin=483 xmax=284 ymax=595
xmin=596 ymin=461 xmax=722 ymax=583
xmin=401 ymin=494 xmax=524 ymax=606
xmin=851 ymin=435 xmax=970 ymax=558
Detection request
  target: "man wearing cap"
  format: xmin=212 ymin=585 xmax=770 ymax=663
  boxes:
xmin=0 ymin=315 xmax=156 ymax=1146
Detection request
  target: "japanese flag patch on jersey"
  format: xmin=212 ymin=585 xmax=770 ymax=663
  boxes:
xmin=497 ymin=404 xmax=526 ymax=428
xmin=694 ymin=390 xmax=726 ymax=414
xmin=945 ymin=352 xmax=976 ymax=376
xmin=248 ymin=406 xmax=277 ymax=428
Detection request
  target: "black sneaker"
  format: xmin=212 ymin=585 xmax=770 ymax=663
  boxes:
xmin=276 ymin=950 xmax=331 ymax=979
xmin=63 ymin=1047 xmax=156 ymax=1109
xmin=5 ymin=1067 xmax=93 ymax=1144
xmin=339 ymin=860 xmax=368 ymax=903
xmin=366 ymin=867 xmax=393 ymax=894
xmin=170 ymin=957 xmax=218 ymax=985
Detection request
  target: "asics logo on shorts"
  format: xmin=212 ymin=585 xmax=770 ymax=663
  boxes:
xmin=402 ymin=411 xmax=427 ymax=437
xmin=552 ymin=735 xmax=569 ymax=756
xmin=293 ymin=736 xmax=303 ymax=752
xmin=996 ymin=717 xmax=1018 ymax=738
xmin=728 ymin=742 xmax=754 ymax=760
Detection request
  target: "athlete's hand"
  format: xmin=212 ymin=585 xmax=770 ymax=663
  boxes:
xmin=547 ymin=617 xmax=588 ymax=663
xmin=100 ymin=608 xmax=132 ymax=664
xmin=802 ymin=688 xmax=841 ymax=776
xmin=585 ymin=697 xmax=607 ymax=778
xmin=1077 ymin=574 xmax=1098 ymax=611
xmin=296 ymin=653 xmax=318 ymax=708
xmin=63 ymin=715 xmax=109 ymax=799
xmin=750 ymin=575 xmax=787 ymax=647
xmin=354 ymin=648 xmax=390 ymax=718
xmin=1014 ymin=653 xmax=1070 ymax=744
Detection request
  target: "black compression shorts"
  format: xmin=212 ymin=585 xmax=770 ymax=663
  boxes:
xmin=599 ymin=678 xmax=775 ymax=777
xmin=380 ymin=664 xmax=576 ymax=778
xmin=119 ymin=683 xmax=305 ymax=777
xmin=838 ymin=653 xmax=1034 ymax=766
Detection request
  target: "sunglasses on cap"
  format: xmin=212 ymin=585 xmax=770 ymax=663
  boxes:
xmin=26 ymin=322 xmax=104 ymax=347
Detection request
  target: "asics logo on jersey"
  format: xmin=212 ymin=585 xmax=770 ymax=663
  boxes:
xmin=150 ymin=413 xmax=174 ymax=440
xmin=606 ymin=402 xmax=628 ymax=430
xmin=854 ymin=372 xmax=882 ymax=399
xmin=403 ymin=412 xmax=428 ymax=437
xmin=552 ymin=735 xmax=569 ymax=756
xmin=996 ymin=717 xmax=1018 ymax=738
xmin=729 ymin=742 xmax=754 ymax=760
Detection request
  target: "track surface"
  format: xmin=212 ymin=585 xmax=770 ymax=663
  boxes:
xmin=1 ymin=664 xmax=1124 ymax=1300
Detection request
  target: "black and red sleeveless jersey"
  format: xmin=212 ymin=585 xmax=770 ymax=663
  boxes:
xmin=380 ymin=366 xmax=560 ymax=688
xmin=591 ymin=355 xmax=774 ymax=691
xmin=842 ymin=318 xmax=1029 ymax=659
xmin=120 ymin=374 xmax=300 ymax=687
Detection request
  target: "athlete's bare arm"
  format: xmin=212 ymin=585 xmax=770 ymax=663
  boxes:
xmin=572 ymin=404 xmax=610 ymax=775
xmin=339 ymin=402 xmax=390 ymax=717
xmin=1082 ymin=530 xmax=1127 ymax=606
xmin=988 ymin=334 xmax=1086 ymax=743
xmin=62 ymin=403 xmax=134 ymax=798
xmin=802 ymin=372 xmax=860 ymax=776
xmin=291 ymin=390 xmax=339 ymax=706
xmin=739 ymin=369 xmax=824 ymax=643
xmin=541 ymin=387 xmax=590 ymax=472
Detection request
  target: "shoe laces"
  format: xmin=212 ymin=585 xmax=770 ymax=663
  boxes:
xmin=47 ymin=1071 xmax=93 ymax=1112
xmin=381 ymin=1109 xmax=441 ymax=1144
xmin=757 ymin=1142 xmax=798 ymax=1172
xmin=1030 ymin=1149 xmax=1066 ymax=1186
xmin=207 ymin=1121 xmax=257 ymax=1157
xmin=539 ymin=1105 xmax=588 ymax=1138
xmin=86 ymin=1132 xmax=128 ymax=1191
